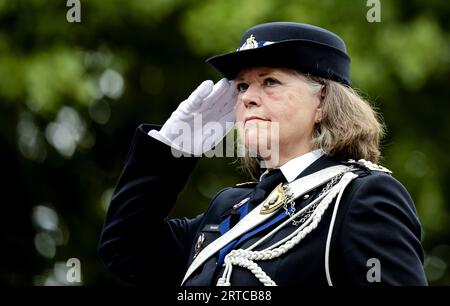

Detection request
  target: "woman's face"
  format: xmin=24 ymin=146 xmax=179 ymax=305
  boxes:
xmin=235 ymin=67 xmax=323 ymax=166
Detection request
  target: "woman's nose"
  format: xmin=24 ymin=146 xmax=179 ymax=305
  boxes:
xmin=241 ymin=84 xmax=262 ymax=108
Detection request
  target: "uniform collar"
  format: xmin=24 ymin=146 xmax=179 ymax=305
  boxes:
xmin=259 ymin=149 xmax=325 ymax=183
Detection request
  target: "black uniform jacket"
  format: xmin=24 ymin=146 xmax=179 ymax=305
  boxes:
xmin=98 ymin=124 xmax=427 ymax=286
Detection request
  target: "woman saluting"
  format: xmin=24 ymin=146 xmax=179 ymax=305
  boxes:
xmin=98 ymin=22 xmax=427 ymax=286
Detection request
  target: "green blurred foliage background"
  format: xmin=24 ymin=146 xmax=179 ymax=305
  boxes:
xmin=0 ymin=0 xmax=449 ymax=285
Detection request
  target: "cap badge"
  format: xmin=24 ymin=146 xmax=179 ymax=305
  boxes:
xmin=237 ymin=34 xmax=274 ymax=51
xmin=239 ymin=34 xmax=258 ymax=50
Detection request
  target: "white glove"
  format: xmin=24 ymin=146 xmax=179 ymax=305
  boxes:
xmin=148 ymin=78 xmax=237 ymax=156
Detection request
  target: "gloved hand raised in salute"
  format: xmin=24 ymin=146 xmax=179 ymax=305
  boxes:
xmin=149 ymin=78 xmax=237 ymax=156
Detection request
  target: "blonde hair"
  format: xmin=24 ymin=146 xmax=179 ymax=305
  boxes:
xmin=238 ymin=72 xmax=385 ymax=180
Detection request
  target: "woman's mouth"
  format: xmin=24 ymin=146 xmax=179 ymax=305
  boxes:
xmin=244 ymin=116 xmax=270 ymax=124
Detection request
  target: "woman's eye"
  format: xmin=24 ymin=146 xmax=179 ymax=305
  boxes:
xmin=264 ymin=78 xmax=280 ymax=86
xmin=237 ymin=83 xmax=249 ymax=92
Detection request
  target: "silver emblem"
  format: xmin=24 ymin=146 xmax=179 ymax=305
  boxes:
xmin=239 ymin=34 xmax=258 ymax=50
xmin=193 ymin=233 xmax=206 ymax=259
xmin=237 ymin=34 xmax=275 ymax=51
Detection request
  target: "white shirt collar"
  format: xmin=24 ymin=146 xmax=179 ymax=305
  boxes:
xmin=259 ymin=149 xmax=325 ymax=183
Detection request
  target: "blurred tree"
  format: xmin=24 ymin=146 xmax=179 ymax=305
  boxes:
xmin=0 ymin=0 xmax=449 ymax=285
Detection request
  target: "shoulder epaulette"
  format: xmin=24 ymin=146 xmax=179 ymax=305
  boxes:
xmin=235 ymin=181 xmax=258 ymax=187
xmin=345 ymin=159 xmax=392 ymax=174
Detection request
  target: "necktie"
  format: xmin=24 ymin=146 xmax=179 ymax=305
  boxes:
xmin=247 ymin=168 xmax=287 ymax=210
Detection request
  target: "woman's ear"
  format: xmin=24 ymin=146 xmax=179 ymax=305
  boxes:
xmin=313 ymin=85 xmax=325 ymax=102
xmin=314 ymin=84 xmax=325 ymax=123
xmin=315 ymin=107 xmax=322 ymax=123
xmin=314 ymin=93 xmax=323 ymax=123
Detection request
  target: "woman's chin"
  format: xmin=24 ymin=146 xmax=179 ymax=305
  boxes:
xmin=244 ymin=138 xmax=273 ymax=157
